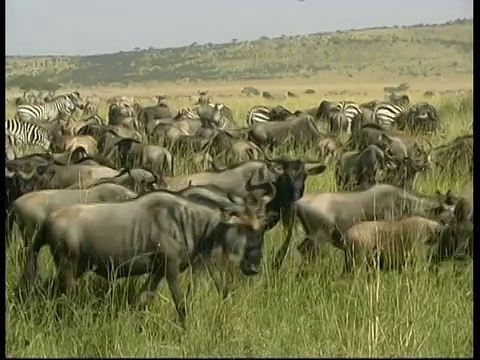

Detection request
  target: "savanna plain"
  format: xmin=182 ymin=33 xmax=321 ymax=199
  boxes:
xmin=5 ymin=21 xmax=473 ymax=358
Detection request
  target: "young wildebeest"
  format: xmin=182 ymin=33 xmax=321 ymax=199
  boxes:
xmin=273 ymin=184 xmax=454 ymax=271
xmin=19 ymin=187 xmax=274 ymax=327
xmin=336 ymin=216 xmax=444 ymax=273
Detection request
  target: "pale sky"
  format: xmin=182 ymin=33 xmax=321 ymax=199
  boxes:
xmin=6 ymin=0 xmax=473 ymax=56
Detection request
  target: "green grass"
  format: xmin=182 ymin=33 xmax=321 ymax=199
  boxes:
xmin=6 ymin=19 xmax=473 ymax=87
xmin=6 ymin=92 xmax=473 ymax=357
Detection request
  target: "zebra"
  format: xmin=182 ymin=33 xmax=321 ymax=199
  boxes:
xmin=373 ymin=102 xmax=409 ymax=128
xmin=246 ymin=105 xmax=271 ymax=126
xmin=210 ymin=103 xmax=230 ymax=130
xmin=175 ymin=107 xmax=199 ymax=120
xmin=5 ymin=117 xmax=51 ymax=150
xmin=15 ymin=91 xmax=85 ymax=123
xmin=334 ymin=100 xmax=362 ymax=133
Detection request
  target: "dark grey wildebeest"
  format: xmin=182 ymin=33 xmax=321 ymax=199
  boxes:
xmin=248 ymin=115 xmax=326 ymax=149
xmin=19 ymin=187 xmax=275 ymax=327
xmin=334 ymin=144 xmax=397 ymax=190
xmin=273 ymin=184 xmax=455 ymax=271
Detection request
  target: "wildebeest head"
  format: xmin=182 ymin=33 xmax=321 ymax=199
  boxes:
xmin=6 ymin=167 xmax=54 ymax=207
xmin=264 ymin=158 xmax=327 ymax=205
xmin=315 ymin=100 xmax=335 ymax=120
xmin=426 ymin=221 xmax=473 ymax=263
xmin=270 ymin=105 xmax=293 ymax=121
xmin=219 ymin=182 xmax=276 ymax=275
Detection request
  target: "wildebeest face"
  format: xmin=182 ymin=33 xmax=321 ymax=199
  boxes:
xmin=272 ymin=160 xmax=327 ymax=203
xmin=220 ymin=187 xmax=275 ymax=276
xmin=219 ymin=208 xmax=264 ymax=276
xmin=427 ymin=222 xmax=473 ymax=263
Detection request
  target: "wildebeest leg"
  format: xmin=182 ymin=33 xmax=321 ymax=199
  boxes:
xmin=165 ymin=259 xmax=187 ymax=328
xmin=343 ymin=247 xmax=354 ymax=275
xmin=138 ymin=263 xmax=166 ymax=308
xmin=273 ymin=209 xmax=295 ymax=270
xmin=53 ymin=253 xmax=78 ymax=295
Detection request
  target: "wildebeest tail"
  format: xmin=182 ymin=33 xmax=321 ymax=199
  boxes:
xmin=330 ymin=226 xmax=346 ymax=249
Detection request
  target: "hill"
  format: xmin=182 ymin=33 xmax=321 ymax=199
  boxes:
xmin=5 ymin=18 xmax=473 ymax=88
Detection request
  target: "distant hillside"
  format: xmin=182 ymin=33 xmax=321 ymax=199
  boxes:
xmin=5 ymin=18 xmax=473 ymax=88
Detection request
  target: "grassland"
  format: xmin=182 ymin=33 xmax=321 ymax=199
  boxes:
xmin=5 ymin=88 xmax=473 ymax=357
xmin=6 ymin=19 xmax=473 ymax=88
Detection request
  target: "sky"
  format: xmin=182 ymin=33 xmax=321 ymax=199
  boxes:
xmin=6 ymin=0 xmax=473 ymax=56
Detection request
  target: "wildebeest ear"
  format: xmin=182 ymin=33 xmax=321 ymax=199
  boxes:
xmin=305 ymin=164 xmax=326 ymax=176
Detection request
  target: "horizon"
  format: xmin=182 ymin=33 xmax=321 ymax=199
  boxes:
xmin=6 ymin=0 xmax=473 ymax=57
xmin=5 ymin=18 xmax=472 ymax=58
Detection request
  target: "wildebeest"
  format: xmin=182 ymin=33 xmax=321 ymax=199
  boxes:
xmin=248 ymin=115 xmax=325 ymax=149
xmin=8 ymin=183 xmax=138 ymax=247
xmin=337 ymin=216 xmax=444 ymax=273
xmin=136 ymin=101 xmax=175 ymax=129
xmin=334 ymin=144 xmax=397 ymax=190
xmin=108 ymin=137 xmax=174 ymax=176
xmin=19 ymin=187 xmax=274 ymax=327
xmin=273 ymin=184 xmax=455 ymax=270
xmin=90 ymin=168 xmax=165 ymax=193
xmin=428 ymin=134 xmax=473 ymax=174
xmin=396 ymin=102 xmax=440 ymax=134
xmin=427 ymin=184 xmax=473 ymax=263
xmin=108 ymin=101 xmax=135 ymax=125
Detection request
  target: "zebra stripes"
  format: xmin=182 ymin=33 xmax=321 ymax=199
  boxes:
xmin=210 ymin=103 xmax=229 ymax=130
xmin=177 ymin=107 xmax=199 ymax=120
xmin=335 ymin=100 xmax=362 ymax=133
xmin=246 ymin=105 xmax=271 ymax=126
xmin=373 ymin=103 xmax=408 ymax=128
xmin=5 ymin=118 xmax=51 ymax=150
xmin=15 ymin=92 xmax=81 ymax=123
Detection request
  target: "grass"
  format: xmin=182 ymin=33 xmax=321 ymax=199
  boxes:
xmin=6 ymin=19 xmax=473 ymax=87
xmin=5 ymin=88 xmax=473 ymax=357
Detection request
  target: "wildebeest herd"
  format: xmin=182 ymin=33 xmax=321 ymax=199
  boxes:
xmin=5 ymin=89 xmax=473 ymax=328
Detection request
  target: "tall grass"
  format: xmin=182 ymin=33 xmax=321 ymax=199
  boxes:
xmin=6 ymin=91 xmax=473 ymax=357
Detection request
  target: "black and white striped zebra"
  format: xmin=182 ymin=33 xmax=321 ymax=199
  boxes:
xmin=5 ymin=117 xmax=51 ymax=150
xmin=210 ymin=103 xmax=230 ymax=129
xmin=15 ymin=91 xmax=84 ymax=123
xmin=334 ymin=100 xmax=362 ymax=133
xmin=175 ymin=107 xmax=199 ymax=120
xmin=373 ymin=102 xmax=409 ymax=128
xmin=246 ymin=105 xmax=271 ymax=126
